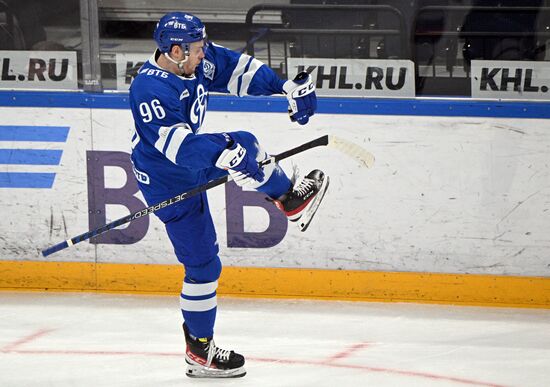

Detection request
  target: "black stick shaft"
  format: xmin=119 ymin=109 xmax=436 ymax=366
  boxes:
xmin=42 ymin=135 xmax=329 ymax=257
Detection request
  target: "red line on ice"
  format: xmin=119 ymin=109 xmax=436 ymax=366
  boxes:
xmin=3 ymin=347 xmax=506 ymax=386
xmin=325 ymin=342 xmax=370 ymax=362
xmin=1 ymin=328 xmax=55 ymax=352
xmin=251 ymin=356 xmax=507 ymax=387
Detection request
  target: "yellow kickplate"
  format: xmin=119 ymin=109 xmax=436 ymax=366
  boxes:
xmin=0 ymin=261 xmax=548 ymax=308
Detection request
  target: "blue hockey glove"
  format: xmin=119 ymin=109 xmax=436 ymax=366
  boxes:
xmin=283 ymin=71 xmax=317 ymax=125
xmin=215 ymin=140 xmax=265 ymax=187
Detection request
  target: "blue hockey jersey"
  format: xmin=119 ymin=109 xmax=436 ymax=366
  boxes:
xmin=129 ymin=43 xmax=286 ymax=199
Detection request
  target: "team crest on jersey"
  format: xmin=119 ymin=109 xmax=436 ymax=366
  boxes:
xmin=191 ymin=84 xmax=208 ymax=128
xmin=202 ymin=59 xmax=215 ymax=80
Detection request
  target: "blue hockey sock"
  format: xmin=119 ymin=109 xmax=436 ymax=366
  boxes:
xmin=180 ymin=279 xmax=218 ymax=338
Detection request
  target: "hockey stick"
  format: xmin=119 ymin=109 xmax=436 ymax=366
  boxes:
xmin=327 ymin=135 xmax=375 ymax=169
xmin=42 ymin=135 xmax=331 ymax=257
xmin=41 ymin=135 xmax=374 ymax=257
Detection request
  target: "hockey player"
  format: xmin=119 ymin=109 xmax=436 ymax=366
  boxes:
xmin=129 ymin=12 xmax=329 ymax=378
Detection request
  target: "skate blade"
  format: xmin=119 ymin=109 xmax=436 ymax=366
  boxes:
xmin=298 ymin=175 xmax=330 ymax=232
xmin=186 ymin=363 xmax=246 ymax=379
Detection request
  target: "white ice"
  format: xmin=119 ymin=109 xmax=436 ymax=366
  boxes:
xmin=0 ymin=292 xmax=549 ymax=387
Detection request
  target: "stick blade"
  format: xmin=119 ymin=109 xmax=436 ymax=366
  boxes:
xmin=328 ymin=135 xmax=375 ymax=168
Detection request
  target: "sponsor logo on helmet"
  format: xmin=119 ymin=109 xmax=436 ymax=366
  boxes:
xmin=165 ymin=20 xmax=188 ymax=30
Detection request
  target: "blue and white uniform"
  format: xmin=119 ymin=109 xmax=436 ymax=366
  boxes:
xmin=130 ymin=43 xmax=291 ymax=197
xmin=129 ymin=44 xmax=292 ymax=338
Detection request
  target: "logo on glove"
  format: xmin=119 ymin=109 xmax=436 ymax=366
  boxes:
xmin=297 ymin=82 xmax=315 ymax=97
xmin=229 ymin=147 xmax=245 ymax=168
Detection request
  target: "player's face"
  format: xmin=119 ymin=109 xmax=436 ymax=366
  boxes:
xmin=182 ymin=41 xmax=206 ymax=76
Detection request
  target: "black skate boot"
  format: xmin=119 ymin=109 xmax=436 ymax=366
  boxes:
xmin=183 ymin=323 xmax=246 ymax=378
xmin=273 ymin=169 xmax=329 ymax=232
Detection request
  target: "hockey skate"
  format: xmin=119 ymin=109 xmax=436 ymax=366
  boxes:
xmin=273 ymin=169 xmax=329 ymax=232
xmin=183 ymin=323 xmax=246 ymax=378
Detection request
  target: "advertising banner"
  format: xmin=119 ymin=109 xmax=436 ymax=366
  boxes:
xmin=0 ymin=51 xmax=78 ymax=90
xmin=471 ymin=60 xmax=550 ymax=100
xmin=287 ymin=58 xmax=415 ymax=98
xmin=1 ymin=107 xmax=550 ymax=277
xmin=115 ymin=53 xmax=150 ymax=91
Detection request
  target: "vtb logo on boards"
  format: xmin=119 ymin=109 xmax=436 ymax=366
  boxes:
xmin=86 ymin=150 xmax=287 ymax=248
xmin=0 ymin=125 xmax=70 ymax=188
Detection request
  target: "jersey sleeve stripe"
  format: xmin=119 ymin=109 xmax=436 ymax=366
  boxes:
xmin=131 ymin=130 xmax=140 ymax=149
xmin=154 ymin=125 xmax=172 ymax=154
xmin=165 ymin=125 xmax=192 ymax=164
xmin=227 ymin=54 xmax=251 ymax=96
xmin=239 ymin=58 xmax=263 ymax=97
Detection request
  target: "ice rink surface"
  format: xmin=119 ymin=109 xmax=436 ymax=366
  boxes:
xmin=0 ymin=292 xmax=549 ymax=387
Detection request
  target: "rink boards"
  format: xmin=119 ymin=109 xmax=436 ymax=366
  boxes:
xmin=0 ymin=92 xmax=549 ymax=307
